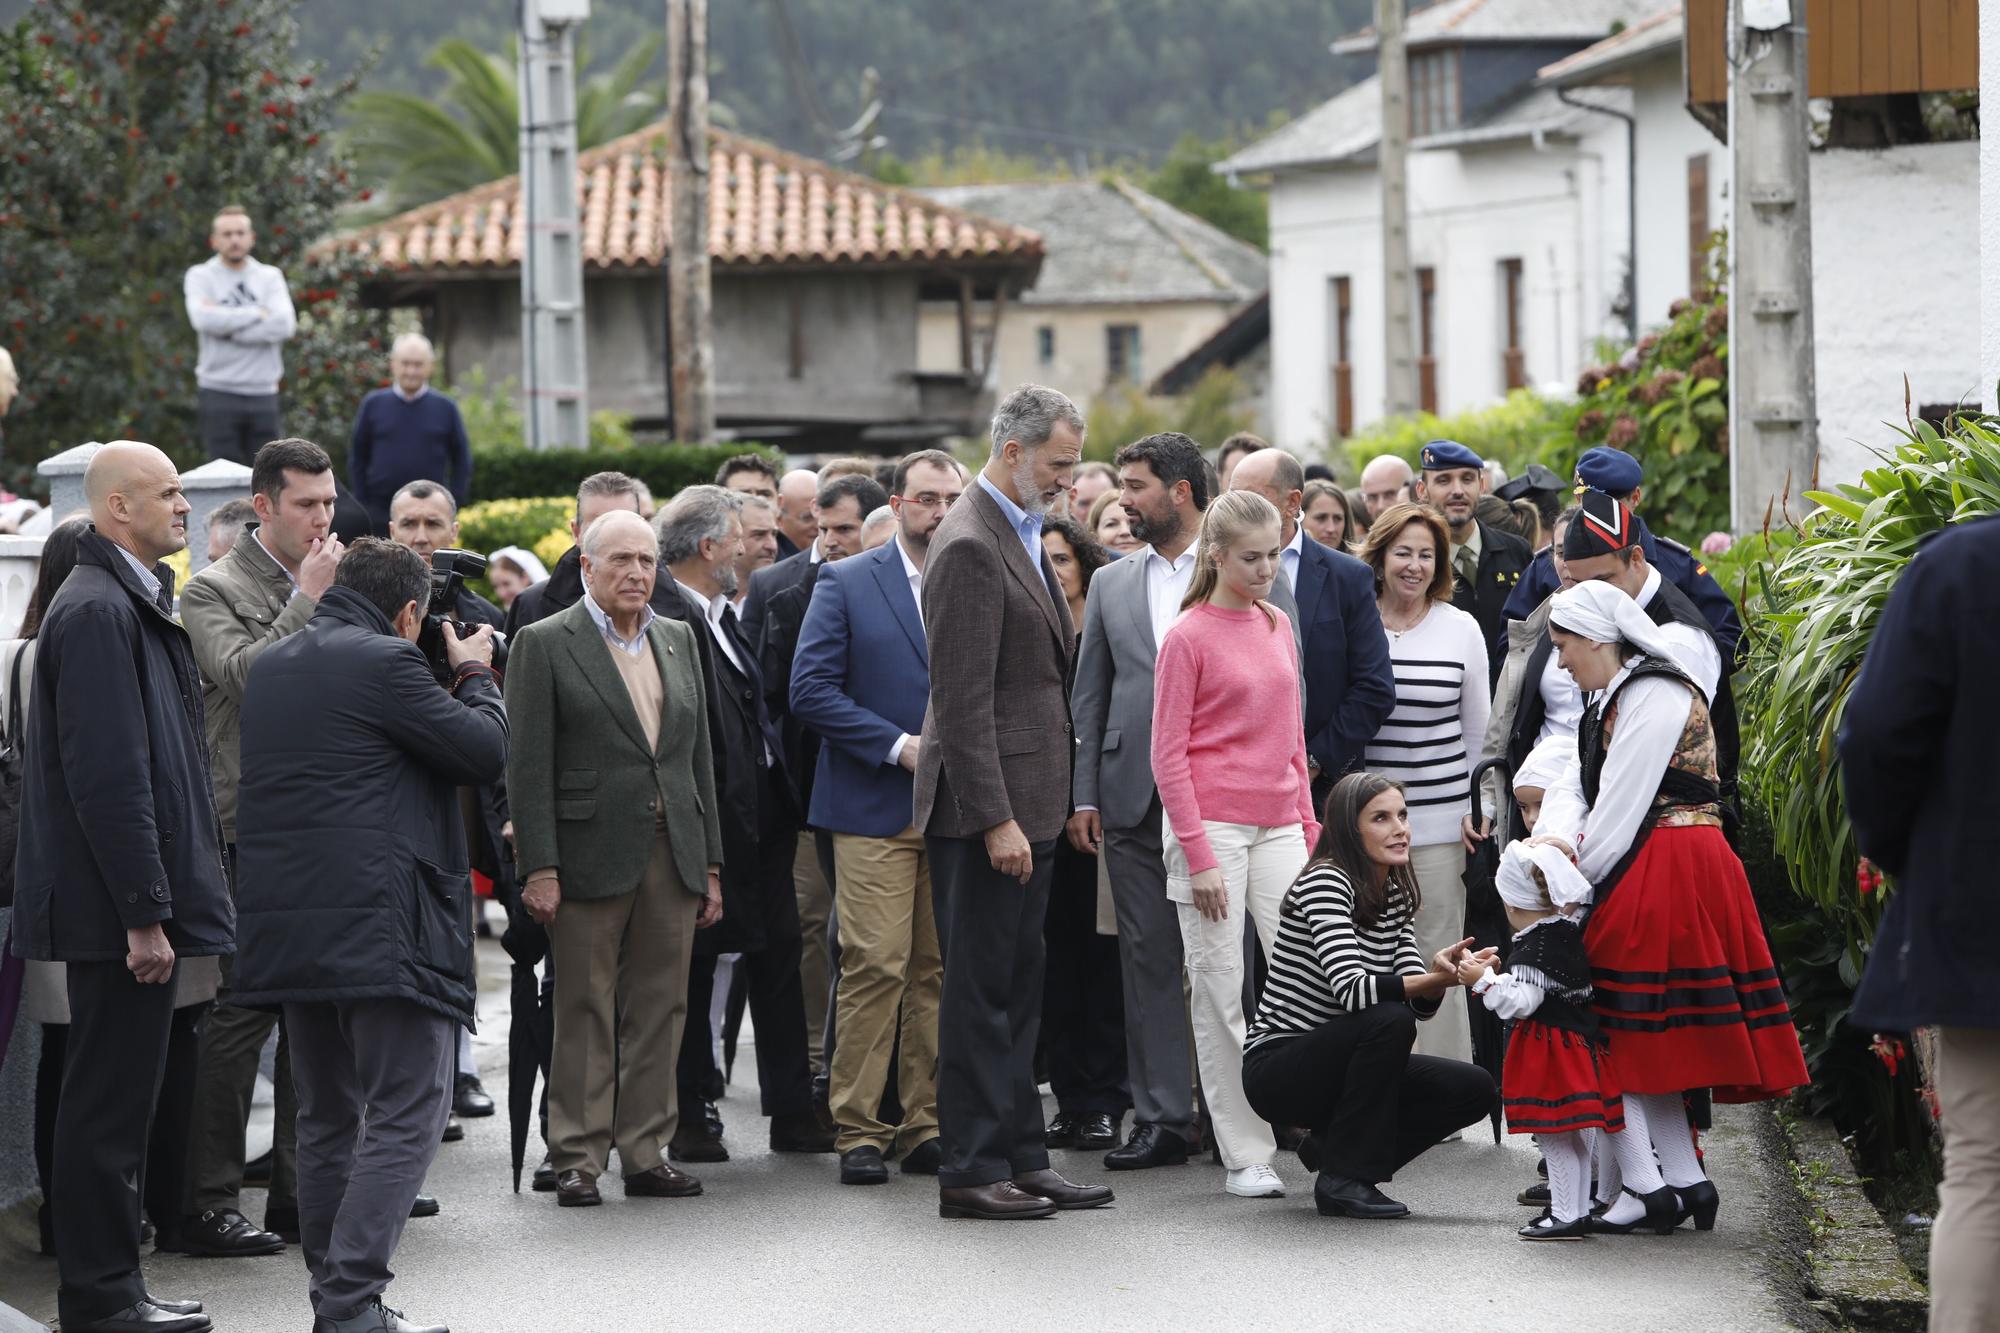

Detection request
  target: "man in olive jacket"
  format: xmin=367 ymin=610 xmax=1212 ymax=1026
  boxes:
xmin=506 ymin=509 xmax=725 ymax=1208
xmin=229 ymin=539 xmax=505 ymax=1333
xmin=12 ymin=442 xmax=229 ymax=1333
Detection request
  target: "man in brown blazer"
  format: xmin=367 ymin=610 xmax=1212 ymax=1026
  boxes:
xmin=916 ymin=384 xmax=1115 ymax=1220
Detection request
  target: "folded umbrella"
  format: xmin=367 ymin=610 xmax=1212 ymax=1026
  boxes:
xmin=1462 ymin=757 xmax=1513 ymax=1143
xmin=499 ymin=887 xmax=552 ymax=1193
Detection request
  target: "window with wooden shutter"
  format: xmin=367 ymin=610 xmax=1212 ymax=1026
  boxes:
xmin=1330 ymin=276 xmax=1354 ymax=437
xmin=1499 ymin=258 xmax=1525 ymax=390
xmin=1688 ymin=154 xmax=1710 ymax=296
xmin=1416 ymin=266 xmax=1438 ymax=414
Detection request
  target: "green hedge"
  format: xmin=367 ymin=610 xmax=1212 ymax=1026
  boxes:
xmin=469 ymin=441 xmax=783 ymax=504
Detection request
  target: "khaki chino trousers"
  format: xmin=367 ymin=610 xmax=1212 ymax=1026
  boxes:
xmin=547 ymin=827 xmax=699 ymax=1179
xmin=829 ymin=827 xmax=942 ymax=1154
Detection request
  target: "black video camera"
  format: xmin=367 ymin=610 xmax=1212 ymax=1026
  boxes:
xmin=418 ymin=549 xmax=505 ymax=680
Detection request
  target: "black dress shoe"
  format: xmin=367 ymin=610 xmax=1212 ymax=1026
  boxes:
xmin=66 ymin=1300 xmax=211 ymax=1331
xmin=1313 ymin=1174 xmax=1410 ymax=1219
xmin=1587 ymin=1185 xmax=1680 ymax=1236
xmin=182 ymin=1207 xmax=285 ymax=1257
xmin=1013 ymin=1168 xmax=1114 ymax=1210
xmin=899 ymin=1138 xmax=943 ymax=1176
xmin=937 ymin=1181 xmax=1056 ymax=1220
xmin=840 ymin=1146 xmax=889 ymax=1185
xmin=310 ymin=1295 xmax=447 ymax=1333
xmin=1674 ymin=1179 xmax=1720 ymax=1231
xmin=1519 ymin=1209 xmax=1592 ymax=1241
xmin=555 ymin=1170 xmax=601 ymax=1208
xmin=669 ymin=1102 xmax=730 ymax=1163
xmin=626 ymin=1164 xmax=704 ymax=1197
xmin=1075 ymin=1111 xmax=1120 ymax=1150
xmin=440 ymin=1115 xmax=464 ymax=1143
xmin=265 ymin=1202 xmax=301 ymax=1244
xmin=770 ymin=1108 xmax=836 ymax=1153
xmin=531 ymin=1155 xmax=559 ymax=1192
xmin=1518 ymin=1180 xmax=1552 ymax=1207
xmin=410 ymin=1194 xmax=440 ymax=1218
xmin=453 ymin=1074 xmax=495 ymax=1118
xmin=143 ymin=1295 xmax=203 ymax=1316
xmin=1044 ymin=1112 xmax=1080 ymax=1148
xmin=1104 ymin=1122 xmax=1191 ymax=1170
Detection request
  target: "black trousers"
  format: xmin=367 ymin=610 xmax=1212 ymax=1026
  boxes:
xmin=1040 ymin=840 xmax=1128 ymax=1117
xmin=1242 ymin=1003 xmax=1495 ymax=1184
xmin=53 ymin=960 xmax=179 ymax=1327
xmin=195 ymin=387 xmax=281 ymax=465
xmin=678 ymin=823 xmax=815 ymax=1118
xmin=928 ymin=833 xmax=1055 ymax=1189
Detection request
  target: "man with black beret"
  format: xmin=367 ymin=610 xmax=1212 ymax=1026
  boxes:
xmin=1503 ymin=447 xmax=1742 ymax=664
xmin=1413 ymin=439 xmax=1530 ymax=682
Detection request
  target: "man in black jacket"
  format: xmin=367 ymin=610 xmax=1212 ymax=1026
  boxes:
xmin=1414 ymin=440 xmax=1531 ymax=680
xmin=502 ymin=471 xmax=679 ymax=637
xmin=230 ymin=539 xmax=506 ymax=1333
xmin=12 ymin=441 xmax=228 ymax=1333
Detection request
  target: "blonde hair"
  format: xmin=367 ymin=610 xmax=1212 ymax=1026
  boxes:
xmin=1181 ymin=490 xmax=1282 ymax=627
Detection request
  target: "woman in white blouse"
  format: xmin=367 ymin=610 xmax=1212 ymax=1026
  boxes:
xmin=1359 ymin=503 xmax=1489 ymax=1063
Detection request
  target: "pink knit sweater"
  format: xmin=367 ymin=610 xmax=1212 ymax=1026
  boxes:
xmin=1151 ymin=601 xmax=1319 ymax=874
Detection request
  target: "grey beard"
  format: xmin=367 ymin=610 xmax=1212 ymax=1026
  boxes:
xmin=1011 ymin=456 xmax=1050 ymax=517
xmin=716 ymin=563 xmax=740 ymax=599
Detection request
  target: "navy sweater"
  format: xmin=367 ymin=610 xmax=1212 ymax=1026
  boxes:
xmin=348 ymin=388 xmax=473 ymax=509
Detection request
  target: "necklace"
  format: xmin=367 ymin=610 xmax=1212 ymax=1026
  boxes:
xmin=1379 ymin=600 xmax=1428 ymax=639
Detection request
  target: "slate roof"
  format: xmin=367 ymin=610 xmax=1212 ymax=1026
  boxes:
xmin=1333 ymin=0 xmax=1655 ymax=52
xmin=322 ymin=125 xmax=1044 ymax=275
xmin=1538 ymin=4 xmax=1683 ymax=85
xmin=1151 ymin=292 xmax=1271 ymax=394
xmin=916 ymin=179 xmax=1267 ymax=306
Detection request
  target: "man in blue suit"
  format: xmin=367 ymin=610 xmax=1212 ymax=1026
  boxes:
xmin=1503 ymin=446 xmax=1742 ymax=663
xmin=789 ymin=449 xmax=966 ymax=1187
xmin=1228 ymin=448 xmax=1397 ymax=807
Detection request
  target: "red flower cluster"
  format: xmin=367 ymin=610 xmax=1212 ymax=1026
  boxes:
xmin=1868 ymin=1034 xmax=1905 ymax=1077
xmin=1856 ymin=858 xmax=1883 ymax=895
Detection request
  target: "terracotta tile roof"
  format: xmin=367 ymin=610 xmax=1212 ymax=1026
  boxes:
xmin=325 ymin=125 xmax=1044 ymax=274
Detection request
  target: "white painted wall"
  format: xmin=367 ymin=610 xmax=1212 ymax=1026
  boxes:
xmin=1631 ymin=57 xmax=1732 ymax=322
xmin=1810 ymin=140 xmax=1982 ymax=482
xmin=1983 ymin=0 xmax=2000 ymax=392
xmin=916 ymin=297 xmax=1241 ymax=409
xmin=1264 ymin=118 xmax=1628 ymax=454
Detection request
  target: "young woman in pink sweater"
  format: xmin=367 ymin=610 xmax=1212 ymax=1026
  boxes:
xmin=1151 ymin=489 xmax=1320 ymax=1200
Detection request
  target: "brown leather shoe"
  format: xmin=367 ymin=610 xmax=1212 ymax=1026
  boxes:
xmin=1013 ymin=1168 xmax=1115 ymax=1210
xmin=624 ymin=1164 xmax=703 ymax=1198
xmin=555 ymin=1169 xmax=601 ymax=1208
xmin=938 ymin=1181 xmax=1058 ymax=1220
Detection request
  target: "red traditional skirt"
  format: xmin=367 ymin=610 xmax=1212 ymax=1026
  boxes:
xmin=1585 ymin=823 xmax=1809 ymax=1101
xmin=1502 ymin=1021 xmax=1625 ymax=1136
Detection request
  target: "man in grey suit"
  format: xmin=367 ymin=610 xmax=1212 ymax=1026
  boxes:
xmin=1066 ymin=431 xmax=1211 ymax=1170
xmin=917 ymin=384 xmax=1114 ymax=1221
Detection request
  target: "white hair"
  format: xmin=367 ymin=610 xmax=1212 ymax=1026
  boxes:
xmin=861 ymin=504 xmax=895 ymax=538
xmin=391 ymin=331 xmax=434 ymax=359
xmin=580 ymin=508 xmax=653 ymax=559
xmin=656 ymin=485 xmax=744 ymax=565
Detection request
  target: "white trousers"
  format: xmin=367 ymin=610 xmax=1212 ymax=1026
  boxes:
xmin=1407 ymin=841 xmax=1473 ymax=1063
xmin=1163 ymin=819 xmax=1308 ymax=1170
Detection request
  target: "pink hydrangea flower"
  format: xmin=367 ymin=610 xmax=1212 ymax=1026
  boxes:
xmin=1700 ymin=531 xmax=1733 ymax=556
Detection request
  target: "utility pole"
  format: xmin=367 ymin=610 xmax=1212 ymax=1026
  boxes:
xmin=1727 ymin=0 xmax=1817 ymax=530
xmin=1378 ymin=0 xmax=1417 ymax=418
xmin=517 ymin=0 xmax=590 ymax=449
xmin=665 ymin=0 xmax=716 ymax=442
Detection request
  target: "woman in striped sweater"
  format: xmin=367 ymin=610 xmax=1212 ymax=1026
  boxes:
xmin=1360 ymin=502 xmax=1490 ymax=1066
xmin=1242 ymin=772 xmax=1498 ymax=1219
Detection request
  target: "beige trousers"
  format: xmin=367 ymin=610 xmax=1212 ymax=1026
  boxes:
xmin=829 ymin=827 xmax=942 ymax=1154
xmin=1932 ymin=1025 xmax=2000 ymax=1333
xmin=795 ymin=830 xmax=834 ymax=1075
xmin=1407 ymin=841 xmax=1472 ymax=1064
xmin=547 ymin=830 xmax=698 ymax=1178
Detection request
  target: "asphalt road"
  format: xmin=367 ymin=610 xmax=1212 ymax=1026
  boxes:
xmin=1 ymin=940 xmax=1796 ymax=1332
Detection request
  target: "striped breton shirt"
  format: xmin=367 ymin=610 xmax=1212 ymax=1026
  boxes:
xmin=1246 ymin=864 xmax=1440 ymax=1053
xmin=1363 ymin=601 xmax=1490 ymax=848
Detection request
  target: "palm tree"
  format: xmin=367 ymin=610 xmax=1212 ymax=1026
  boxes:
xmin=344 ymin=34 xmax=667 ymax=213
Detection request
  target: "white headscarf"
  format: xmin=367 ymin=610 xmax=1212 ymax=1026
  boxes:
xmin=1547 ymin=579 xmax=1685 ymax=670
xmin=1512 ymin=733 xmax=1575 ymax=795
xmin=1495 ymin=839 xmax=1594 ymax=914
xmin=489 ymin=545 xmax=551 ymax=586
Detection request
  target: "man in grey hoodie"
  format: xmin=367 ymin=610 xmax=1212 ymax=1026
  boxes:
xmin=184 ymin=206 xmax=296 ymax=465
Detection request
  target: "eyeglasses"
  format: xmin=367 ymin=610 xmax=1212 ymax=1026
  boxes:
xmin=896 ymin=492 xmax=961 ymax=510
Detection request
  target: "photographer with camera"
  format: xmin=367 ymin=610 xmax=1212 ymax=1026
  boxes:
xmin=178 ymin=437 xmax=344 ymax=1256
xmin=389 ymin=481 xmax=502 ymax=634
xmin=229 ymin=538 xmax=506 ymax=1333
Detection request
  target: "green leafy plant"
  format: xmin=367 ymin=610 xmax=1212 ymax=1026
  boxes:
xmin=1082 ymin=366 xmax=1255 ymax=464
xmin=1339 ymin=388 xmax=1554 ymax=480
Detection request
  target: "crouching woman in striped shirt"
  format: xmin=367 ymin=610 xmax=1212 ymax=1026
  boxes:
xmin=1242 ymin=772 xmax=1498 ymax=1219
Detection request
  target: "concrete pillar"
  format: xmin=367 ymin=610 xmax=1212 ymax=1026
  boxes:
xmin=0 ymin=534 xmax=46 ymax=639
xmin=35 ymin=441 xmax=101 ymax=529
xmin=180 ymin=459 xmax=253 ymax=575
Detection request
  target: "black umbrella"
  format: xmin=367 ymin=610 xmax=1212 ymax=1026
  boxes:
xmin=498 ymin=889 xmax=553 ymax=1193
xmin=1463 ymin=757 xmax=1513 ymax=1143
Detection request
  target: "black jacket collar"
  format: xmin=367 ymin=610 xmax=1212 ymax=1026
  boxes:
xmin=78 ymin=528 xmax=176 ymax=621
xmin=314 ymin=584 xmax=400 ymax=637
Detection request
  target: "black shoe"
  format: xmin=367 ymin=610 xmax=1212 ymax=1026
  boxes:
xmin=1519 ymin=1209 xmax=1592 ymax=1241
xmin=453 ymin=1074 xmax=495 ymax=1118
xmin=770 ymin=1108 xmax=837 ymax=1153
xmin=142 ymin=1296 xmax=203 ymax=1316
xmin=265 ymin=1202 xmax=300 ymax=1245
xmin=310 ymin=1295 xmax=447 ymax=1333
xmin=840 ymin=1145 xmax=889 ymax=1185
xmin=1673 ymin=1179 xmax=1720 ymax=1231
xmin=1076 ymin=1111 xmax=1120 ymax=1150
xmin=65 ymin=1300 xmax=211 ymax=1331
xmin=1044 ymin=1112 xmax=1080 ymax=1149
xmin=900 ymin=1137 xmax=943 ymax=1176
xmin=1314 ymin=1174 xmax=1410 ymax=1219
xmin=531 ymin=1155 xmax=559 ymax=1192
xmin=440 ymin=1115 xmax=464 ymax=1143
xmin=182 ymin=1207 xmax=284 ymax=1257
xmin=1587 ymin=1185 xmax=1680 ymax=1236
xmin=1518 ymin=1180 xmax=1552 ymax=1207
xmin=410 ymin=1194 xmax=440 ymax=1218
xmin=670 ymin=1101 xmax=730 ymax=1163
xmin=1296 ymin=1132 xmax=1322 ymax=1174
xmin=1103 ymin=1122 xmax=1192 ymax=1170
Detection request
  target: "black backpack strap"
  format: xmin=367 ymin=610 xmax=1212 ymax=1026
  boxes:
xmin=4 ymin=642 xmax=22 ymax=746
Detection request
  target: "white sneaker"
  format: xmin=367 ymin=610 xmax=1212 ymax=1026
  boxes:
xmin=1225 ymin=1163 xmax=1287 ymax=1198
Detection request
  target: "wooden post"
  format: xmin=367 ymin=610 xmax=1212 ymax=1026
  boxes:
xmin=665 ymin=0 xmax=715 ymax=442
xmin=1378 ymin=0 xmax=1418 ymax=418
